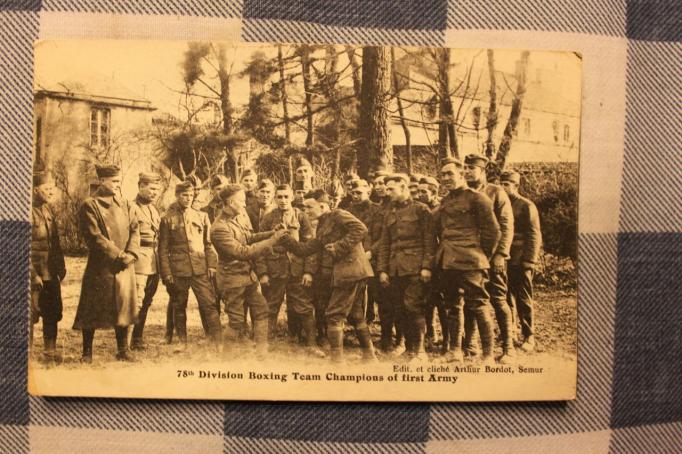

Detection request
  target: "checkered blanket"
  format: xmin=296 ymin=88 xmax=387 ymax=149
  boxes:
xmin=1 ymin=1 xmax=680 ymax=452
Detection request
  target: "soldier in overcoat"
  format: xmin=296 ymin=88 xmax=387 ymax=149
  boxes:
xmin=73 ymin=165 xmax=140 ymax=362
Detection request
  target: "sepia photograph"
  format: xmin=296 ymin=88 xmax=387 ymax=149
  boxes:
xmin=29 ymin=40 xmax=579 ymax=401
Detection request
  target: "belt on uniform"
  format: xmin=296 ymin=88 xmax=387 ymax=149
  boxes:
xmin=140 ymin=240 xmax=157 ymax=248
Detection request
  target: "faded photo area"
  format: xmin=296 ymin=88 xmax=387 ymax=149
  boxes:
xmin=29 ymin=40 xmax=579 ymax=401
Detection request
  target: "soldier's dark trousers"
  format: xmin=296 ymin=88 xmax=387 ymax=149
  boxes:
xmin=424 ymin=281 xmax=448 ymax=348
xmin=81 ymin=326 xmax=129 ymax=357
xmin=220 ymin=282 xmax=269 ymax=335
xmin=132 ymin=273 xmax=160 ymax=343
xmin=325 ymin=279 xmax=373 ymax=360
xmin=508 ymin=266 xmax=535 ymax=339
xmin=441 ymin=270 xmax=494 ymax=356
xmin=168 ymin=274 xmax=222 ymax=343
xmin=36 ymin=280 xmax=63 ymax=351
xmin=165 ymin=300 xmax=174 ymax=342
xmin=313 ymin=274 xmax=333 ymax=340
xmin=378 ymin=284 xmax=399 ymax=349
xmin=464 ymin=267 xmax=513 ymax=351
xmin=264 ymin=277 xmax=311 ymax=339
xmin=366 ymin=277 xmax=380 ymax=323
xmin=387 ymin=276 xmax=427 ymax=354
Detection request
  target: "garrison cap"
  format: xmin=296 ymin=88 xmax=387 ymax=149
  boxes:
xmin=219 ymin=184 xmax=244 ymax=201
xmin=305 ymin=189 xmax=330 ymax=204
xmin=33 ymin=171 xmax=53 ymax=187
xmin=138 ymin=172 xmax=161 ymax=184
xmin=95 ymin=164 xmax=121 ymax=178
xmin=440 ymin=157 xmax=463 ymax=168
xmin=175 ymin=181 xmax=195 ymax=194
xmin=373 ymin=170 xmax=390 ymax=178
xmin=419 ymin=176 xmax=440 ymax=187
xmin=385 ymin=173 xmax=410 ymax=184
xmin=350 ymin=179 xmax=370 ymax=191
xmin=258 ymin=178 xmax=275 ymax=190
xmin=240 ymin=168 xmax=256 ymax=179
xmin=464 ymin=153 xmax=489 ymax=168
xmin=500 ymin=170 xmax=521 ymax=185
xmin=210 ymin=174 xmax=229 ymax=190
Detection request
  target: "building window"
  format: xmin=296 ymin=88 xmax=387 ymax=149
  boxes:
xmin=563 ymin=124 xmax=570 ymax=141
xmin=552 ymin=120 xmax=559 ymax=142
xmin=522 ymin=118 xmax=531 ymax=136
xmin=90 ymin=107 xmax=110 ymax=147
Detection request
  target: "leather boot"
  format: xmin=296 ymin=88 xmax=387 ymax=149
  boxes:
xmin=443 ymin=311 xmax=463 ymax=363
xmin=287 ymin=311 xmax=300 ymax=344
xmin=222 ymin=326 xmax=240 ymax=359
xmin=463 ymin=308 xmax=480 ymax=357
xmin=355 ymin=324 xmax=378 ymax=363
xmin=302 ymin=315 xmax=326 ymax=358
xmin=409 ymin=320 xmax=428 ymax=363
xmin=43 ymin=337 xmax=62 ymax=364
xmin=81 ymin=329 xmax=94 ymax=363
xmin=327 ymin=326 xmax=345 ymax=363
xmin=253 ymin=319 xmax=269 ymax=359
xmin=115 ymin=327 xmax=135 ymax=361
xmin=268 ymin=314 xmax=278 ymax=342
xmin=476 ymin=307 xmax=496 ymax=365
xmin=492 ymin=300 xmax=515 ymax=364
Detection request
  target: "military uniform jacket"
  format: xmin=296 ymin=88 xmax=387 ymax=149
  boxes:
xmin=158 ymin=204 xmax=217 ymax=278
xmin=377 ymin=199 xmax=435 ymax=276
xmin=244 ymin=191 xmax=260 ymax=231
xmin=509 ymin=193 xmax=542 ymax=266
xmin=132 ymin=197 xmax=161 ymax=275
xmin=256 ymin=207 xmax=315 ymax=279
xmin=471 ymin=182 xmax=514 ymax=259
xmin=286 ymin=209 xmax=373 ymax=287
xmin=433 ymin=187 xmax=501 ymax=271
xmin=348 ymin=199 xmax=383 ymax=261
xmin=211 ymin=214 xmax=273 ymax=288
xmin=74 ymin=189 xmax=140 ymax=329
xmin=31 ymin=202 xmax=65 ymax=282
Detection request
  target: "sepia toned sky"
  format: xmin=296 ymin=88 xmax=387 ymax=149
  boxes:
xmin=34 ymin=40 xmax=581 ymax=119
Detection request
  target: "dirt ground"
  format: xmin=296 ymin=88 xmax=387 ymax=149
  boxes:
xmin=30 ymin=257 xmax=577 ymax=369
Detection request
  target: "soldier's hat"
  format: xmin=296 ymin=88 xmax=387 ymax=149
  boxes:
xmin=95 ymin=164 xmax=121 ymax=178
xmin=210 ymin=174 xmax=230 ymax=190
xmin=33 ymin=171 xmax=53 ymax=187
xmin=441 ymin=157 xmax=463 ymax=168
xmin=138 ymin=172 xmax=161 ymax=184
xmin=419 ymin=176 xmax=440 ymax=188
xmin=350 ymin=179 xmax=370 ymax=191
xmin=175 ymin=181 xmax=195 ymax=194
xmin=218 ymin=184 xmax=244 ymax=202
xmin=500 ymin=170 xmax=521 ymax=185
xmin=258 ymin=178 xmax=275 ymax=190
xmin=373 ymin=169 xmax=390 ymax=178
xmin=240 ymin=168 xmax=256 ymax=179
xmin=464 ymin=153 xmax=489 ymax=168
xmin=385 ymin=173 xmax=410 ymax=184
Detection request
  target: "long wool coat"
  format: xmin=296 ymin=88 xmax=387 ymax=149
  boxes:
xmin=73 ymin=188 xmax=140 ymax=330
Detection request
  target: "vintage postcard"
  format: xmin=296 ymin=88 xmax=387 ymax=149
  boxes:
xmin=29 ymin=40 xmax=579 ymax=401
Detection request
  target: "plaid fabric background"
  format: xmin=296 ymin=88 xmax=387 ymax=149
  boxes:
xmin=1 ymin=0 xmax=680 ymax=452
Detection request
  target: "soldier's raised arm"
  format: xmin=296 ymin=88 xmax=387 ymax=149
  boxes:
xmin=212 ymin=220 xmax=281 ymax=261
xmin=328 ymin=209 xmax=367 ymax=257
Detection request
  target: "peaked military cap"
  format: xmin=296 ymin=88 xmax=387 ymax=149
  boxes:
xmin=138 ymin=172 xmax=161 ymax=184
xmin=419 ymin=176 xmax=440 ymax=187
xmin=219 ymin=183 xmax=244 ymax=201
xmin=464 ymin=153 xmax=489 ymax=168
xmin=385 ymin=173 xmax=410 ymax=184
xmin=441 ymin=157 xmax=463 ymax=168
xmin=95 ymin=164 xmax=121 ymax=178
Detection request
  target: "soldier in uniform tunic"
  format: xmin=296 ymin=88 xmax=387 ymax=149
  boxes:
xmin=464 ymin=154 xmax=516 ymax=363
xmin=31 ymin=171 xmax=66 ymax=362
xmin=158 ymin=182 xmax=222 ymax=351
xmin=211 ymin=184 xmax=289 ymax=357
xmin=418 ymin=176 xmax=448 ymax=351
xmin=130 ymin=172 xmax=162 ymax=350
xmin=500 ymin=171 xmax=542 ymax=352
xmin=434 ymin=158 xmax=500 ymax=364
xmin=348 ymin=179 xmax=382 ymax=324
xmin=74 ymin=165 xmax=140 ymax=362
xmin=377 ymin=174 xmax=435 ymax=362
xmin=254 ymin=179 xmax=276 ymax=232
xmin=283 ymin=190 xmax=376 ymax=363
xmin=256 ymin=185 xmax=321 ymax=358
xmin=336 ymin=173 xmax=359 ymax=210
xmin=240 ymin=168 xmax=260 ymax=230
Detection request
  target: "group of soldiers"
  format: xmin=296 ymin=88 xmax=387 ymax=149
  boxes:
xmin=30 ymin=152 xmax=542 ymax=366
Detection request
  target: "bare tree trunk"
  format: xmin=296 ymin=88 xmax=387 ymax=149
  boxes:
xmin=485 ymin=49 xmax=498 ymax=160
xmin=277 ymin=44 xmax=291 ymax=144
xmin=217 ymin=44 xmax=237 ymax=180
xmin=496 ymin=51 xmax=530 ymax=171
xmin=346 ymin=46 xmax=362 ymax=99
xmin=358 ymin=46 xmax=393 ymax=179
xmin=391 ymin=47 xmax=412 ymax=174
xmin=436 ymin=48 xmax=458 ymax=161
xmin=301 ymin=45 xmax=315 ymax=146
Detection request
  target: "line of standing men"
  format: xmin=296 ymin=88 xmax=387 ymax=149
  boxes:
xmin=30 ymin=153 xmax=541 ymax=365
